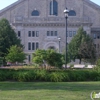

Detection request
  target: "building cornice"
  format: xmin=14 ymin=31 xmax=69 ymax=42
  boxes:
xmin=12 ymin=22 xmax=92 ymax=27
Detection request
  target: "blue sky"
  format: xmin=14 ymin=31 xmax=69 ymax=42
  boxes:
xmin=0 ymin=0 xmax=100 ymax=10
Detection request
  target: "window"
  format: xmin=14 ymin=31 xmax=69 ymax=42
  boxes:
xmin=51 ymin=31 xmax=53 ymax=36
xmin=36 ymin=31 xmax=39 ymax=37
xmin=97 ymin=33 xmax=100 ymax=39
xmin=28 ymin=42 xmax=39 ymax=50
xmin=47 ymin=31 xmax=50 ymax=36
xmin=28 ymin=31 xmax=31 ymax=37
xmin=28 ymin=42 xmax=31 ymax=50
xmin=73 ymin=31 xmax=76 ymax=36
xmin=32 ymin=42 xmax=35 ymax=50
xmin=47 ymin=31 xmax=58 ymax=36
xmin=69 ymin=10 xmax=76 ymax=16
xmin=31 ymin=10 xmax=39 ymax=16
xmin=54 ymin=31 xmax=57 ymax=36
xmin=18 ymin=31 xmax=21 ymax=37
xmin=28 ymin=31 xmax=39 ymax=37
xmin=93 ymin=33 xmax=96 ymax=39
xmin=69 ymin=31 xmax=72 ymax=37
xmin=32 ymin=31 xmax=35 ymax=37
xmin=50 ymin=0 xmax=58 ymax=16
xmin=97 ymin=36 xmax=100 ymax=39
xmin=36 ymin=42 xmax=39 ymax=49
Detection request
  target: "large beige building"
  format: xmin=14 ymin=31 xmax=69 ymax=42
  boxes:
xmin=0 ymin=0 xmax=100 ymax=63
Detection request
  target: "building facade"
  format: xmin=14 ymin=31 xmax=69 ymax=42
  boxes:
xmin=0 ymin=0 xmax=100 ymax=63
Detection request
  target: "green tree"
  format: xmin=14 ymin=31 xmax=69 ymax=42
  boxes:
xmin=5 ymin=45 xmax=26 ymax=63
xmin=0 ymin=57 xmax=3 ymax=66
xmin=0 ymin=18 xmax=22 ymax=60
xmin=68 ymin=27 xmax=96 ymax=64
xmin=78 ymin=34 xmax=96 ymax=64
xmin=32 ymin=49 xmax=64 ymax=68
xmin=32 ymin=49 xmax=47 ymax=66
xmin=46 ymin=49 xmax=64 ymax=68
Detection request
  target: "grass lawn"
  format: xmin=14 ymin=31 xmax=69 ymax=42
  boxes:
xmin=0 ymin=82 xmax=100 ymax=100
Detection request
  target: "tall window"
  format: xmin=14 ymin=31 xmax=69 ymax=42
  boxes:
xmin=32 ymin=42 xmax=35 ymax=50
xmin=93 ymin=33 xmax=96 ymax=39
xmin=51 ymin=31 xmax=53 ymax=36
xmin=50 ymin=0 xmax=58 ymax=16
xmin=28 ymin=31 xmax=31 ymax=37
xmin=54 ymin=31 xmax=57 ymax=36
xmin=36 ymin=31 xmax=39 ymax=37
xmin=32 ymin=31 xmax=35 ymax=37
xmin=73 ymin=31 xmax=76 ymax=36
xmin=47 ymin=31 xmax=50 ymax=36
xmin=18 ymin=31 xmax=21 ymax=37
xmin=36 ymin=42 xmax=39 ymax=50
xmin=69 ymin=31 xmax=72 ymax=37
xmin=28 ymin=42 xmax=31 ymax=50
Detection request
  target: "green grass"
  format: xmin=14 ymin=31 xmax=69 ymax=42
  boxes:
xmin=0 ymin=82 xmax=100 ymax=100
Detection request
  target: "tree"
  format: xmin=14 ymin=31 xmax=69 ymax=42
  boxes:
xmin=68 ymin=27 xmax=96 ymax=64
xmin=0 ymin=18 xmax=22 ymax=60
xmin=5 ymin=45 xmax=26 ymax=64
xmin=32 ymin=49 xmax=64 ymax=68
xmin=32 ymin=49 xmax=47 ymax=66
xmin=46 ymin=49 xmax=64 ymax=68
xmin=78 ymin=34 xmax=96 ymax=64
xmin=0 ymin=57 xmax=3 ymax=66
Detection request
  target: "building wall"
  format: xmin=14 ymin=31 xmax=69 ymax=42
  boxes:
xmin=0 ymin=0 xmax=100 ymax=63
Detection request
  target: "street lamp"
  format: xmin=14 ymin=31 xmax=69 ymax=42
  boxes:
xmin=64 ymin=8 xmax=69 ymax=68
xmin=58 ymin=37 xmax=61 ymax=53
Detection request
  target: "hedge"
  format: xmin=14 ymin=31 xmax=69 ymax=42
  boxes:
xmin=0 ymin=69 xmax=100 ymax=82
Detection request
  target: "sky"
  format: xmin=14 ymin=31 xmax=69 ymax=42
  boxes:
xmin=0 ymin=0 xmax=100 ymax=10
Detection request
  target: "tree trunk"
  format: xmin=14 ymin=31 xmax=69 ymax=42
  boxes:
xmin=79 ymin=58 xmax=81 ymax=64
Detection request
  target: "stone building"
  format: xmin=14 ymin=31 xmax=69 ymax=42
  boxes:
xmin=0 ymin=0 xmax=100 ymax=63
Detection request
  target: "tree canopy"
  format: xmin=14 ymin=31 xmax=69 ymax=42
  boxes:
xmin=68 ymin=27 xmax=96 ymax=64
xmin=32 ymin=49 xmax=64 ymax=68
xmin=5 ymin=45 xmax=26 ymax=63
xmin=0 ymin=18 xmax=22 ymax=58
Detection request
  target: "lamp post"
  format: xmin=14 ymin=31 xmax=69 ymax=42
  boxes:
xmin=64 ymin=8 xmax=69 ymax=68
xmin=58 ymin=37 xmax=61 ymax=53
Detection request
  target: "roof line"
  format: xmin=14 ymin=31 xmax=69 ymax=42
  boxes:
xmin=84 ymin=0 xmax=100 ymax=10
xmin=0 ymin=0 xmax=25 ymax=14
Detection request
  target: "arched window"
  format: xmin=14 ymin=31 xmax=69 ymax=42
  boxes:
xmin=50 ymin=0 xmax=58 ymax=16
xmin=31 ymin=10 xmax=39 ymax=16
xmin=68 ymin=10 xmax=76 ymax=16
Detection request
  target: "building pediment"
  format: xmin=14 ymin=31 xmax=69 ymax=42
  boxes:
xmin=84 ymin=0 xmax=100 ymax=11
xmin=0 ymin=0 xmax=100 ymax=15
xmin=0 ymin=0 xmax=25 ymax=15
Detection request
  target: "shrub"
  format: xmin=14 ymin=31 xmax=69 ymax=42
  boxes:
xmin=93 ymin=59 xmax=100 ymax=71
xmin=47 ymin=72 xmax=68 ymax=82
xmin=0 ymin=71 xmax=6 ymax=81
xmin=32 ymin=69 xmax=47 ymax=81
xmin=1 ymin=69 xmax=100 ymax=82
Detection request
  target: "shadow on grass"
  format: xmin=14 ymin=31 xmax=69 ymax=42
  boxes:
xmin=0 ymin=82 xmax=100 ymax=92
